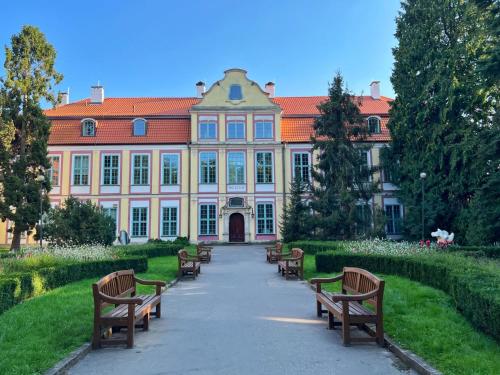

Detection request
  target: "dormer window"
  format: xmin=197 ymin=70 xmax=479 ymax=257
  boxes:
xmin=133 ymin=118 xmax=147 ymax=136
xmin=82 ymin=119 xmax=96 ymax=136
xmin=368 ymin=116 xmax=381 ymax=134
xmin=229 ymin=84 xmax=243 ymax=100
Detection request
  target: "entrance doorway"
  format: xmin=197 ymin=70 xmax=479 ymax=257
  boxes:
xmin=229 ymin=213 xmax=245 ymax=242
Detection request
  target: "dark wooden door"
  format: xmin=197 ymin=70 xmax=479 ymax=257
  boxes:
xmin=229 ymin=213 xmax=244 ymax=242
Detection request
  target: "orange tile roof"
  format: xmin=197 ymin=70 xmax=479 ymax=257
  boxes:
xmin=49 ymin=118 xmax=190 ymax=145
xmin=45 ymin=96 xmax=392 ymax=145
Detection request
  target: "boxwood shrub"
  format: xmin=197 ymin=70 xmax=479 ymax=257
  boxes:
xmin=116 ymin=243 xmax=184 ymax=258
xmin=446 ymin=245 xmax=500 ymax=259
xmin=0 ymin=256 xmax=147 ymax=315
xmin=315 ymin=251 xmax=500 ymax=341
xmin=286 ymin=240 xmax=342 ymax=254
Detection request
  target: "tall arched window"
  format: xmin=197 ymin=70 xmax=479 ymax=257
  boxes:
xmin=81 ymin=119 xmax=96 ymax=136
xmin=367 ymin=116 xmax=381 ymax=134
xmin=132 ymin=118 xmax=147 ymax=136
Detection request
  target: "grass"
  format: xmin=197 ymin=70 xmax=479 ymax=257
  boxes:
xmin=303 ymin=255 xmax=500 ymax=375
xmin=0 ymin=256 xmax=178 ymax=375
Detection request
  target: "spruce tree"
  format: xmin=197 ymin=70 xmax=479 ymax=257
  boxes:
xmin=281 ymin=176 xmax=311 ymax=242
xmin=384 ymin=0 xmax=495 ymax=241
xmin=310 ymin=73 xmax=379 ymax=240
xmin=0 ymin=26 xmax=63 ymax=250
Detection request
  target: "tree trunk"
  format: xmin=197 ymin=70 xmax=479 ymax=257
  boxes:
xmin=10 ymin=226 xmax=22 ymax=252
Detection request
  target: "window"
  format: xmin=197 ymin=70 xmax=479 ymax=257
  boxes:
xmin=133 ymin=119 xmax=147 ymax=136
xmin=199 ymin=152 xmax=217 ymax=184
xmin=227 ymin=152 xmax=245 ymax=184
xmin=227 ymin=121 xmax=245 ymax=139
xmin=255 ymin=120 xmax=273 ymax=139
xmin=48 ymin=156 xmax=60 ymax=186
xmin=131 ymin=207 xmax=148 ymax=237
xmin=162 ymin=206 xmax=178 ymax=237
xmin=256 ymin=152 xmax=273 ymax=183
xmin=293 ymin=152 xmax=310 ymax=182
xmin=368 ymin=117 xmax=381 ymax=134
xmin=199 ymin=121 xmax=217 ymax=139
xmin=358 ymin=150 xmax=370 ymax=182
xmin=356 ymin=203 xmax=372 ymax=235
xmin=162 ymin=154 xmax=179 ymax=185
xmin=229 ymin=84 xmax=243 ymax=100
xmin=385 ymin=205 xmax=402 ymax=235
xmin=199 ymin=204 xmax=217 ymax=235
xmin=257 ymin=203 xmax=274 ymax=234
xmin=102 ymin=206 xmax=118 ymax=232
xmin=73 ymin=155 xmax=89 ymax=185
xmin=102 ymin=154 xmax=119 ymax=185
xmin=82 ymin=120 xmax=96 ymax=136
xmin=132 ymin=154 xmax=149 ymax=185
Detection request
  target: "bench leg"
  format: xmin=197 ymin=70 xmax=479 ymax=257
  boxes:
xmin=92 ymin=322 xmax=101 ymax=349
xmin=376 ymin=319 xmax=384 ymax=346
xmin=143 ymin=313 xmax=149 ymax=331
xmin=342 ymin=317 xmax=350 ymax=346
xmin=156 ymin=302 xmax=161 ymax=318
xmin=317 ymin=301 xmax=322 ymax=317
xmin=328 ymin=312 xmax=334 ymax=330
xmin=127 ymin=305 xmax=135 ymax=348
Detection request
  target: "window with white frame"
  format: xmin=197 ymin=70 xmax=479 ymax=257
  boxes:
xmin=227 ymin=121 xmax=245 ymax=139
xmin=199 ymin=152 xmax=217 ymax=184
xmin=48 ymin=155 xmax=60 ymax=186
xmin=102 ymin=154 xmax=120 ymax=185
xmin=133 ymin=119 xmax=147 ymax=136
xmin=356 ymin=203 xmax=372 ymax=235
xmin=131 ymin=207 xmax=148 ymax=237
xmin=293 ymin=152 xmax=310 ymax=182
xmin=256 ymin=152 xmax=273 ymax=183
xmin=73 ymin=155 xmax=89 ymax=185
xmin=256 ymin=203 xmax=274 ymax=234
xmin=199 ymin=204 xmax=217 ymax=235
xmin=227 ymin=152 xmax=245 ymax=184
xmin=199 ymin=121 xmax=217 ymax=139
xmin=358 ymin=150 xmax=371 ymax=182
xmin=132 ymin=154 xmax=149 ymax=185
xmin=102 ymin=206 xmax=118 ymax=229
xmin=368 ymin=117 xmax=381 ymax=134
xmin=385 ymin=205 xmax=402 ymax=235
xmin=82 ymin=119 xmax=96 ymax=136
xmin=255 ymin=120 xmax=273 ymax=139
xmin=162 ymin=154 xmax=179 ymax=185
xmin=161 ymin=206 xmax=178 ymax=237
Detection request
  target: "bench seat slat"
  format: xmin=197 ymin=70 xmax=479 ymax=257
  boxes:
xmin=102 ymin=295 xmax=161 ymax=320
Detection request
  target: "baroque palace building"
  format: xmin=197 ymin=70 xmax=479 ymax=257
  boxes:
xmin=0 ymin=69 xmax=403 ymax=245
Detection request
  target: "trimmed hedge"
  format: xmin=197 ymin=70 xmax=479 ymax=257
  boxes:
xmin=315 ymin=251 xmax=500 ymax=341
xmin=287 ymin=240 xmax=342 ymax=254
xmin=0 ymin=256 xmax=147 ymax=315
xmin=446 ymin=245 xmax=500 ymax=259
xmin=116 ymin=243 xmax=184 ymax=258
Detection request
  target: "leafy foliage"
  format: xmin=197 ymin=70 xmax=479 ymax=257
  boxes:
xmin=43 ymin=196 xmax=116 ymax=246
xmin=281 ymin=176 xmax=312 ymax=242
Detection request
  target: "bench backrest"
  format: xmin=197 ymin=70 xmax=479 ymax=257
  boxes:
xmin=276 ymin=242 xmax=283 ymax=252
xmin=290 ymin=248 xmax=304 ymax=267
xmin=342 ymin=267 xmax=384 ymax=309
xmin=178 ymin=249 xmax=190 ymax=267
xmin=92 ymin=270 xmax=136 ymax=308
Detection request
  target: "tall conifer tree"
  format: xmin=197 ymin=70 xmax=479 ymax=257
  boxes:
xmin=281 ymin=176 xmax=311 ymax=242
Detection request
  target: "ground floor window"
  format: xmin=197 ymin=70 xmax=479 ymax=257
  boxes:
xmin=256 ymin=203 xmax=274 ymax=234
xmin=102 ymin=206 xmax=118 ymax=226
xmin=385 ymin=204 xmax=402 ymax=235
xmin=131 ymin=207 xmax=148 ymax=237
xmin=199 ymin=204 xmax=217 ymax=235
xmin=162 ymin=207 xmax=178 ymax=237
xmin=355 ymin=203 xmax=372 ymax=235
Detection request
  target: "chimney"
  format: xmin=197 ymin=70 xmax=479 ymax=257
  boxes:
xmin=196 ymin=81 xmax=205 ymax=98
xmin=265 ymin=81 xmax=275 ymax=98
xmin=370 ymin=81 xmax=380 ymax=100
xmin=60 ymin=90 xmax=69 ymax=106
xmin=90 ymin=84 xmax=104 ymax=104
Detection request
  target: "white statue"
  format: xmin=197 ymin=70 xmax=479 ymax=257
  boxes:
xmin=431 ymin=228 xmax=454 ymax=247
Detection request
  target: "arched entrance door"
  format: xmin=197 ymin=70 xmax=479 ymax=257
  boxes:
xmin=229 ymin=213 xmax=245 ymax=242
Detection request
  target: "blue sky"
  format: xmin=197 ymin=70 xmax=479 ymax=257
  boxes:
xmin=0 ymin=1 xmax=401 ymax=104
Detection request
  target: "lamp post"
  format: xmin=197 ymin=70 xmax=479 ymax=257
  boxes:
xmin=420 ymin=172 xmax=427 ymax=240
xmin=35 ymin=174 xmax=45 ymax=249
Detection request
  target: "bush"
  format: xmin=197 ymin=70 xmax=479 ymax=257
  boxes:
xmin=0 ymin=256 xmax=147 ymax=315
xmin=43 ymin=196 xmax=116 ymax=246
xmin=446 ymin=245 xmax=500 ymax=259
xmin=315 ymin=251 xmax=500 ymax=341
xmin=117 ymin=242 xmax=184 ymax=258
xmin=287 ymin=240 xmax=342 ymax=254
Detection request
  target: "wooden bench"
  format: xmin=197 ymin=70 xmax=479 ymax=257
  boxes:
xmin=311 ymin=267 xmax=385 ymax=346
xmin=178 ymin=249 xmax=201 ymax=278
xmin=277 ymin=248 xmax=304 ymax=279
xmin=266 ymin=241 xmax=283 ymax=263
xmin=196 ymin=243 xmax=212 ymax=263
xmin=92 ymin=270 xmax=166 ymax=349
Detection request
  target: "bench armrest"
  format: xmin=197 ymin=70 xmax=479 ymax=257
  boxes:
xmin=310 ymin=275 xmax=343 ymax=292
xmin=134 ymin=277 xmax=167 ymax=287
xmin=330 ymin=289 xmax=380 ymax=302
xmin=98 ymin=292 xmax=143 ymax=305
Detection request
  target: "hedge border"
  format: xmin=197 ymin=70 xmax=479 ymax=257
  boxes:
xmin=0 ymin=256 xmax=147 ymax=315
xmin=315 ymin=251 xmax=500 ymax=341
xmin=116 ymin=243 xmax=183 ymax=258
xmin=287 ymin=240 xmax=343 ymax=254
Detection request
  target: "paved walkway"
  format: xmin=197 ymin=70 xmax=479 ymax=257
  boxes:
xmin=70 ymin=245 xmax=413 ymax=375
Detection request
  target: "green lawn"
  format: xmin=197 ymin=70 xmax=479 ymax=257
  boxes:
xmin=0 ymin=256 xmax=178 ymax=375
xmin=303 ymin=255 xmax=500 ymax=375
